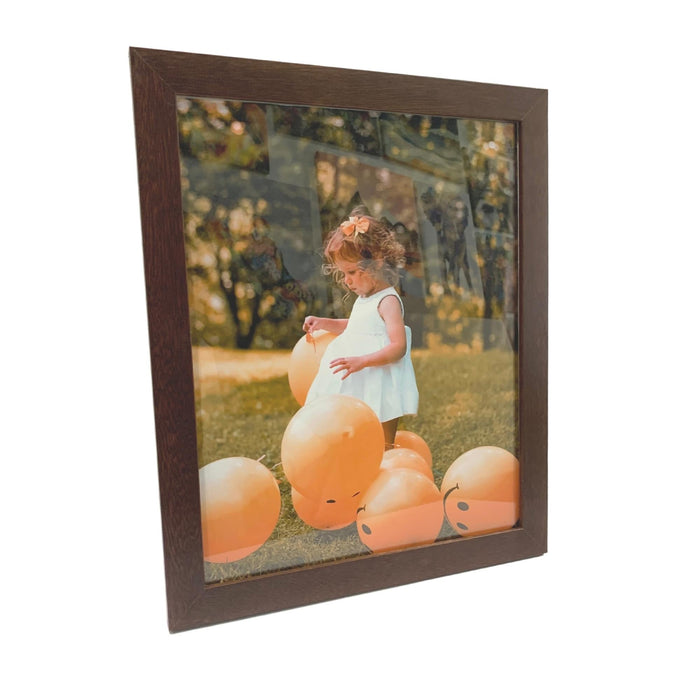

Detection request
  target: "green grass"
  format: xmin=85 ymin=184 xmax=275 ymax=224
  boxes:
xmin=197 ymin=349 xmax=518 ymax=584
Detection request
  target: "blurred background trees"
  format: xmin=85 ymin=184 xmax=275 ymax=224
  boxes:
xmin=177 ymin=98 xmax=517 ymax=351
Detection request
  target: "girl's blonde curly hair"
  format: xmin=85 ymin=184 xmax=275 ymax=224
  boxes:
xmin=322 ymin=206 xmax=406 ymax=287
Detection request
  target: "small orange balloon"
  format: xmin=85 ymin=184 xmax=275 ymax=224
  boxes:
xmin=357 ymin=468 xmax=444 ymax=553
xmin=393 ymin=430 xmax=432 ymax=469
xmin=291 ymin=488 xmax=361 ymax=530
xmin=282 ymin=395 xmax=384 ymax=502
xmin=380 ymin=448 xmax=434 ymax=482
xmin=199 ymin=457 xmax=281 ymax=563
xmin=288 ymin=330 xmax=337 ymax=405
xmin=441 ymin=446 xmax=519 ymax=537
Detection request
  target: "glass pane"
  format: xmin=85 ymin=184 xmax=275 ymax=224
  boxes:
xmin=176 ymin=97 xmax=519 ymax=584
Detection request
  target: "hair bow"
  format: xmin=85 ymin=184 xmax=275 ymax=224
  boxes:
xmin=340 ymin=216 xmax=370 ymax=238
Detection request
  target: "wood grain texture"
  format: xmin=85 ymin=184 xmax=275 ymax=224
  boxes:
xmin=518 ymin=92 xmax=548 ymax=553
xmin=130 ymin=48 xmax=205 ymax=625
xmin=130 ymin=47 xmax=548 ymax=632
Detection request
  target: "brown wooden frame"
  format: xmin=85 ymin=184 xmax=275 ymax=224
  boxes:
xmin=130 ymin=46 xmax=548 ymax=633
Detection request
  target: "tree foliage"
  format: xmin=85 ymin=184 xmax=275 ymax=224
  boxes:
xmin=177 ymin=98 xmax=518 ymax=351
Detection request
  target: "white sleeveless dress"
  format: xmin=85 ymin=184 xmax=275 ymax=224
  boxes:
xmin=305 ymin=288 xmax=419 ymax=422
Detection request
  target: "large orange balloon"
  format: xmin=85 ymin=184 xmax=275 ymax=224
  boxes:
xmin=288 ymin=330 xmax=337 ymax=405
xmin=393 ymin=430 xmax=432 ymax=469
xmin=441 ymin=446 xmax=519 ymax=537
xmin=357 ymin=468 xmax=444 ymax=553
xmin=281 ymin=394 xmax=384 ymax=502
xmin=291 ymin=488 xmax=361 ymax=530
xmin=380 ymin=448 xmax=434 ymax=482
xmin=199 ymin=457 xmax=281 ymax=563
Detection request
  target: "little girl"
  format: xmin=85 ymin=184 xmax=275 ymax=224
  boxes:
xmin=303 ymin=208 xmax=419 ymax=447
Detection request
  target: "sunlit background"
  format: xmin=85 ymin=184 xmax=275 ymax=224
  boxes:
xmin=177 ymin=98 xmax=518 ymax=353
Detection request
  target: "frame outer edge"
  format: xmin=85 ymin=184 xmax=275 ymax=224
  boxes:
xmin=130 ymin=48 xmax=549 ymax=631
xmin=129 ymin=47 xmax=544 ymax=121
xmin=130 ymin=49 xmax=206 ymax=630
xmin=519 ymin=91 xmax=548 ymax=553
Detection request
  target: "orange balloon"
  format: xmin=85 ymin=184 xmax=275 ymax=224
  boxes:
xmin=199 ymin=457 xmax=281 ymax=563
xmin=288 ymin=330 xmax=337 ymax=405
xmin=291 ymin=488 xmax=361 ymax=530
xmin=393 ymin=430 xmax=432 ymax=468
xmin=441 ymin=446 xmax=519 ymax=537
xmin=357 ymin=468 xmax=444 ymax=553
xmin=282 ymin=394 xmax=384 ymax=502
xmin=380 ymin=448 xmax=434 ymax=482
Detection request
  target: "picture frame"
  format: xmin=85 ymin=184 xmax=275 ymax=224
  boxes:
xmin=130 ymin=46 xmax=548 ymax=633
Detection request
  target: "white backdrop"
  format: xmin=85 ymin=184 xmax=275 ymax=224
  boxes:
xmin=4 ymin=2 xmax=698 ymax=697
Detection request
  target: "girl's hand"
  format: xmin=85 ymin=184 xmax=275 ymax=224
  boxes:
xmin=303 ymin=316 xmax=323 ymax=333
xmin=329 ymin=356 xmax=366 ymax=380
xmin=303 ymin=317 xmax=349 ymax=335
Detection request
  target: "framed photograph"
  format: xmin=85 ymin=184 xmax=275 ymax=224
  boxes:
xmin=130 ymin=47 xmax=547 ymax=633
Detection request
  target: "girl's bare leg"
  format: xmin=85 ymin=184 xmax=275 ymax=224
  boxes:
xmin=382 ymin=418 xmax=399 ymax=450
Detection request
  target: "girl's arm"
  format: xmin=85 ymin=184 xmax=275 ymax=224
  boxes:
xmin=330 ymin=295 xmax=407 ymax=380
xmin=303 ymin=316 xmax=349 ymax=335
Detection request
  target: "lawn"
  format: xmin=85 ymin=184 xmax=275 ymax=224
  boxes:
xmin=195 ymin=347 xmax=518 ymax=584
